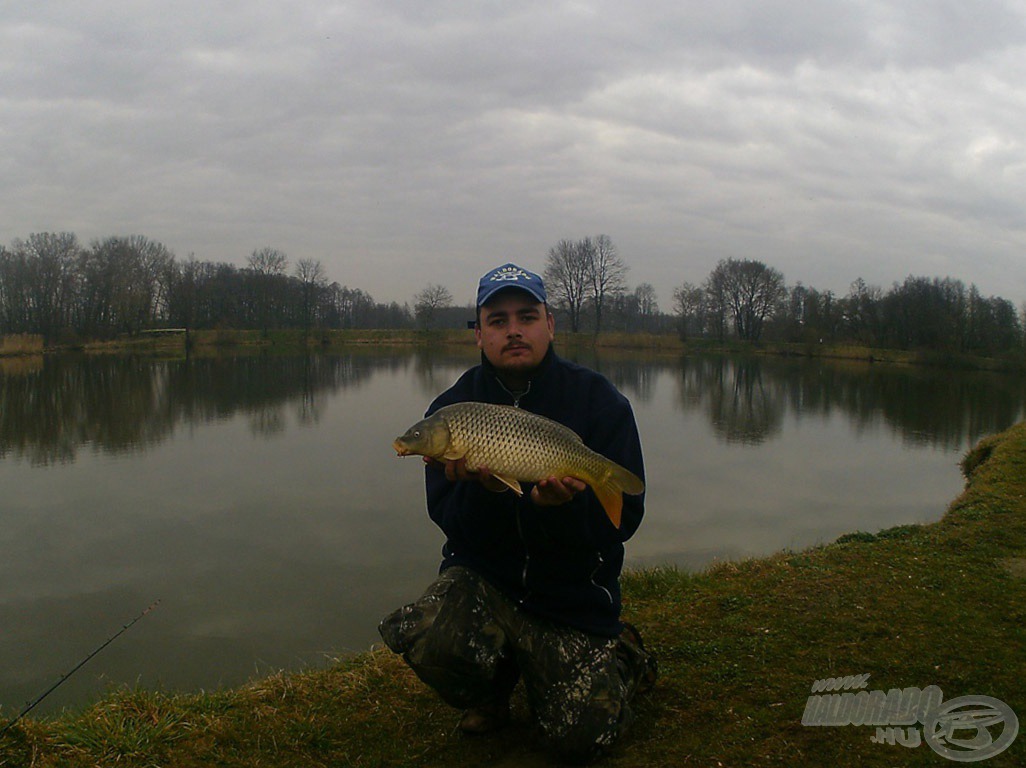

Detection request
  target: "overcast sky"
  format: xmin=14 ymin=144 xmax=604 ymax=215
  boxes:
xmin=3 ymin=1 xmax=1026 ymax=308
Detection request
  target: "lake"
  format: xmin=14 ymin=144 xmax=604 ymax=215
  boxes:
xmin=1 ymin=347 xmax=1024 ymax=716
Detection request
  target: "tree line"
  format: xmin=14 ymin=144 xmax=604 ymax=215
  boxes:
xmin=2 ymin=230 xmax=1023 ymax=358
xmin=673 ymin=258 xmax=1024 ymax=357
xmin=0 ymin=230 xmax=669 ymax=341
xmin=0 ymin=233 xmax=411 ymax=342
xmin=541 ymin=237 xmax=1025 ymax=359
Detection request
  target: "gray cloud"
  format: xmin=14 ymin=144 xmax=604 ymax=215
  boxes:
xmin=2 ymin=0 xmax=1026 ymax=306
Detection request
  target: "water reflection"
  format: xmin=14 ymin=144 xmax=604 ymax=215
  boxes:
xmin=544 ymin=351 xmax=1026 ymax=451
xmin=673 ymin=357 xmax=784 ymax=445
xmin=556 ymin=350 xmax=658 ymax=404
xmin=0 ymin=351 xmax=471 ymax=465
xmin=596 ymin=354 xmax=1024 ymax=451
xmin=2 ymin=351 xmax=1023 ymax=465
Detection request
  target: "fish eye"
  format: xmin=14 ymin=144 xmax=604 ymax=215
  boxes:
xmin=413 ymin=430 xmax=421 ymax=438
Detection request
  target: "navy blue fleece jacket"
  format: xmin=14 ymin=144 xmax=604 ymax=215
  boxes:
xmin=424 ymin=347 xmax=645 ymax=637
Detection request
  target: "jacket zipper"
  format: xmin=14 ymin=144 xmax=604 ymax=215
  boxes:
xmin=592 ymin=552 xmax=614 ymax=605
xmin=496 ymin=374 xmax=532 ymax=597
xmin=515 ymin=508 xmax=530 ymax=601
xmin=495 ymin=376 xmax=531 ymax=408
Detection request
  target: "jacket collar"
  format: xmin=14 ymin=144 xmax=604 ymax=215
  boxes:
xmin=480 ymin=344 xmax=557 ymax=405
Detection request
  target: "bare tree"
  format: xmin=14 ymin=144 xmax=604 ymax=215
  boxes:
xmin=248 ymin=247 xmax=288 ymax=276
xmin=414 ymin=284 xmax=453 ymax=330
xmin=78 ymin=235 xmax=174 ymax=336
xmin=295 ymin=258 xmax=325 ymax=285
xmin=327 ymin=284 xmax=377 ymax=329
xmin=545 ymin=235 xmax=628 ymax=333
xmin=17 ymin=232 xmax=81 ymax=342
xmin=295 ymin=258 xmax=327 ymax=331
xmin=633 ymin=282 xmax=658 ymax=331
xmin=668 ymin=280 xmax=701 ymax=338
xmin=0 ymin=243 xmax=29 ymax=333
xmin=844 ymin=278 xmax=883 ymax=345
xmin=672 ymin=282 xmax=707 ymax=340
xmin=544 ymin=239 xmax=591 ymax=332
xmin=247 ymin=247 xmax=289 ymax=334
xmin=589 ymin=234 xmax=628 ymax=333
xmin=168 ymin=255 xmax=202 ymax=331
xmin=703 ymin=269 xmax=729 ymax=341
xmin=705 ymin=258 xmax=785 ymax=342
xmin=634 ymin=283 xmax=658 ymax=316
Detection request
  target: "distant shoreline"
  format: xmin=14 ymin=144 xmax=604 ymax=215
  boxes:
xmin=2 ymin=328 xmax=1023 ymax=372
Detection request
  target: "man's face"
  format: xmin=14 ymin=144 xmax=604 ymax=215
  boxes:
xmin=475 ymin=290 xmax=555 ymax=376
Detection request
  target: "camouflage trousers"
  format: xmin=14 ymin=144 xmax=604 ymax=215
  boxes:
xmin=378 ymin=567 xmax=652 ymax=763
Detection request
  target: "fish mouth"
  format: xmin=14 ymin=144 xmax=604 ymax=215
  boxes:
xmin=393 ymin=439 xmax=410 ymax=456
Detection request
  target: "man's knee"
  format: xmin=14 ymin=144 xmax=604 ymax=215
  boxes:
xmin=532 ymin=674 xmax=634 ymax=763
xmin=402 ymin=614 xmax=485 ymax=674
xmin=378 ymin=567 xmax=475 ymax=656
xmin=544 ymin=696 xmax=633 ymax=765
xmin=379 ymin=567 xmax=514 ymax=706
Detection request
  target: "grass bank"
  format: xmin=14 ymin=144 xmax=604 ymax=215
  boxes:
xmin=0 ymin=334 xmax=43 ymax=356
xmin=62 ymin=329 xmax=480 ymax=356
xmin=3 ymin=425 xmax=1025 ymax=766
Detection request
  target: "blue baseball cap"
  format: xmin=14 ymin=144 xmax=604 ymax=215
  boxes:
xmin=476 ymin=262 xmax=547 ymax=307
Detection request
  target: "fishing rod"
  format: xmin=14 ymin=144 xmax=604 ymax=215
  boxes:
xmin=0 ymin=599 xmax=161 ymax=738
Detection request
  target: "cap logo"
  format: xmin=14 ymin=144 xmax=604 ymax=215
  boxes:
xmin=490 ymin=266 xmax=534 ymax=283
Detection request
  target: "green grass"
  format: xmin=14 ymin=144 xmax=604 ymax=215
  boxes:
xmin=4 ymin=424 xmax=1026 ymax=766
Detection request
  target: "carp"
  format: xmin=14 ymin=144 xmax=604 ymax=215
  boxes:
xmin=393 ymin=401 xmax=644 ymax=528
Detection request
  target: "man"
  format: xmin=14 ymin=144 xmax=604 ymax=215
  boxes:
xmin=379 ymin=262 xmax=655 ymax=764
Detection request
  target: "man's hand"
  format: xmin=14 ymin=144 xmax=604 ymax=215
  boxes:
xmin=531 ymin=476 xmax=586 ymax=507
xmin=424 ymin=456 xmax=509 ymax=493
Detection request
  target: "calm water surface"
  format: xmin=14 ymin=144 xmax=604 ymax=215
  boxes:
xmin=1 ymin=349 xmax=1023 ymax=715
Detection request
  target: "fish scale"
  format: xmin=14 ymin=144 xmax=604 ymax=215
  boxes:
xmin=393 ymin=401 xmax=644 ymax=528
xmin=447 ymin=403 xmax=586 ymax=479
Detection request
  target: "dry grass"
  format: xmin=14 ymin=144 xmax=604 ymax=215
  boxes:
xmin=0 ymin=334 xmax=43 ymax=356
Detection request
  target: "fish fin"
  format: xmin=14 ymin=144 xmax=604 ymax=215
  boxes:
xmin=590 ymin=464 xmax=644 ymax=529
xmin=442 ymin=449 xmax=465 ymax=461
xmin=612 ymin=464 xmax=645 ymax=496
xmin=591 ymin=481 xmax=623 ymax=529
xmin=492 ymin=473 xmax=523 ymax=496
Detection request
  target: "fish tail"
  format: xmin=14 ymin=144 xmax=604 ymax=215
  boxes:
xmin=615 ymin=465 xmax=645 ymax=496
xmin=591 ymin=465 xmax=644 ymax=529
xmin=592 ymin=482 xmax=624 ymax=528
